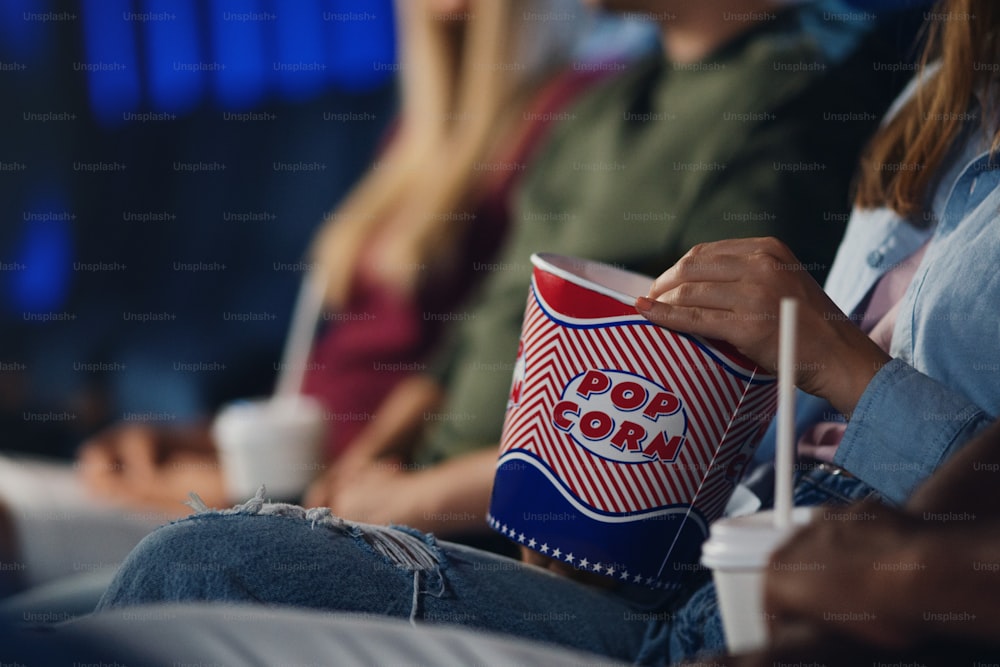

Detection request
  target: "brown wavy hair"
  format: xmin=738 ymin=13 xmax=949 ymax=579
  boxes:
xmin=855 ymin=0 xmax=999 ymax=217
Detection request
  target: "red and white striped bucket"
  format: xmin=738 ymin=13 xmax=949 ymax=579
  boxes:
xmin=488 ymin=254 xmax=777 ymax=590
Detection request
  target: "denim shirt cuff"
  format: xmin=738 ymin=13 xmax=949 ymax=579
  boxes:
xmin=833 ymin=358 xmax=990 ymax=505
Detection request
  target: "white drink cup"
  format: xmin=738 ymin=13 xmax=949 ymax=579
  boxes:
xmin=212 ymin=395 xmax=326 ymax=502
xmin=700 ymin=506 xmax=817 ymax=654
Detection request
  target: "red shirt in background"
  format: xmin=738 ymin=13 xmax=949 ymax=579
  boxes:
xmin=302 ymin=71 xmax=607 ymax=458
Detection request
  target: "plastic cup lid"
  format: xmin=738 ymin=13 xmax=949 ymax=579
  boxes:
xmin=700 ymin=507 xmax=817 ymax=570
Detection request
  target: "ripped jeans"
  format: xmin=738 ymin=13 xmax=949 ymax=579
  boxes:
xmin=96 ymin=489 xmax=724 ymax=665
xmin=97 ymin=468 xmax=876 ymax=665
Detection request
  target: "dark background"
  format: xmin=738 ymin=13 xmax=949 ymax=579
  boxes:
xmin=0 ymin=0 xmax=397 ymax=456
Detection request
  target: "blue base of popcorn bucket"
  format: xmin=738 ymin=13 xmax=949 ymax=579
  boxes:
xmin=488 ymin=455 xmax=710 ymax=591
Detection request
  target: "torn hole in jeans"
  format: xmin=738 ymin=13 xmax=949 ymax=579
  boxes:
xmin=186 ymin=486 xmax=447 ymax=624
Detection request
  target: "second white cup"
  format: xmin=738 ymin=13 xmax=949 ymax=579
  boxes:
xmin=212 ymin=395 xmax=326 ymax=502
xmin=700 ymin=507 xmax=817 ymax=654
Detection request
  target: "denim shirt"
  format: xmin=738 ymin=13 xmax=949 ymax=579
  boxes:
xmin=759 ymin=116 xmax=1000 ymax=505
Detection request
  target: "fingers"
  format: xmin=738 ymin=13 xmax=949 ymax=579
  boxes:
xmin=641 ymin=238 xmax=794 ymax=340
xmin=519 ymin=546 xmax=551 ymax=569
xmin=635 ymin=294 xmax=746 ymax=342
xmin=648 ymin=251 xmax=745 ymax=299
xmin=302 ymin=471 xmax=333 ymax=508
xmin=116 ymin=427 xmax=161 ymax=486
xmin=302 ymin=451 xmax=378 ymax=508
xmin=302 ymin=484 xmax=324 ymax=509
xmin=76 ymin=437 xmax=119 ymax=491
xmin=635 ymin=295 xmax=702 ymax=331
xmin=77 ymin=425 xmax=175 ymax=506
xmin=335 ymin=450 xmax=373 ymax=480
xmin=152 ymin=450 xmax=225 ymax=507
xmin=648 ymin=237 xmax=794 ymax=298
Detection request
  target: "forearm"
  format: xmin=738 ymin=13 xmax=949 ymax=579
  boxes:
xmin=174 ymin=422 xmax=216 ymax=452
xmin=905 ymin=419 xmax=1000 ymax=517
xmin=0 ymin=499 xmax=22 ymax=595
xmin=348 ymin=374 xmax=444 ymax=462
xmin=834 ymin=359 xmax=993 ymax=505
xmin=409 ymin=448 xmax=497 ymax=535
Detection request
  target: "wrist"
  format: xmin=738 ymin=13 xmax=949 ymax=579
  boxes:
xmin=410 ymin=470 xmax=442 ymax=529
xmin=812 ymin=326 xmax=890 ymax=417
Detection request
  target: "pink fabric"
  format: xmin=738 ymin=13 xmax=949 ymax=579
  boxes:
xmin=797 ymin=242 xmax=929 ymax=462
xmin=859 ymin=242 xmax=929 ymax=341
xmin=301 ymin=71 xmax=608 ymax=459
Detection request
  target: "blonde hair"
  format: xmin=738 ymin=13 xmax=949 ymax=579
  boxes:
xmin=312 ymin=0 xmax=584 ymax=306
xmin=855 ymin=0 xmax=999 ymax=217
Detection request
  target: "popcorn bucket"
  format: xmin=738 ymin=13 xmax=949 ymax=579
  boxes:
xmin=488 ymin=253 xmax=777 ymax=591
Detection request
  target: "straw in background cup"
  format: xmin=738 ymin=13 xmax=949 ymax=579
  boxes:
xmin=275 ymin=270 xmax=327 ymax=398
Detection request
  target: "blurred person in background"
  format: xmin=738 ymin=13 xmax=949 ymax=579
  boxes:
xmin=0 ymin=0 xmax=594 ymax=595
xmin=77 ymin=0 xmax=595 ymax=507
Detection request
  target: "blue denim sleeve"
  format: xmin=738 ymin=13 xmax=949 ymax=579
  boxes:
xmin=833 ymin=358 xmax=993 ymax=505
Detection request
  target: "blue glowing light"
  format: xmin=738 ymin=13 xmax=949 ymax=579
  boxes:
xmin=209 ymin=0 xmax=268 ymax=110
xmin=11 ymin=193 xmax=72 ymax=313
xmin=76 ymin=0 xmax=396 ymax=121
xmin=142 ymin=0 xmax=204 ymax=115
xmin=324 ymin=0 xmax=397 ymax=92
xmin=80 ymin=0 xmax=142 ymax=126
xmin=0 ymin=0 xmax=48 ymax=59
xmin=271 ymin=0 xmax=327 ymax=100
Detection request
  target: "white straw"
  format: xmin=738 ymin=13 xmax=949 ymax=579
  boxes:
xmin=774 ymin=298 xmax=798 ymax=530
xmin=275 ymin=269 xmax=327 ymax=398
